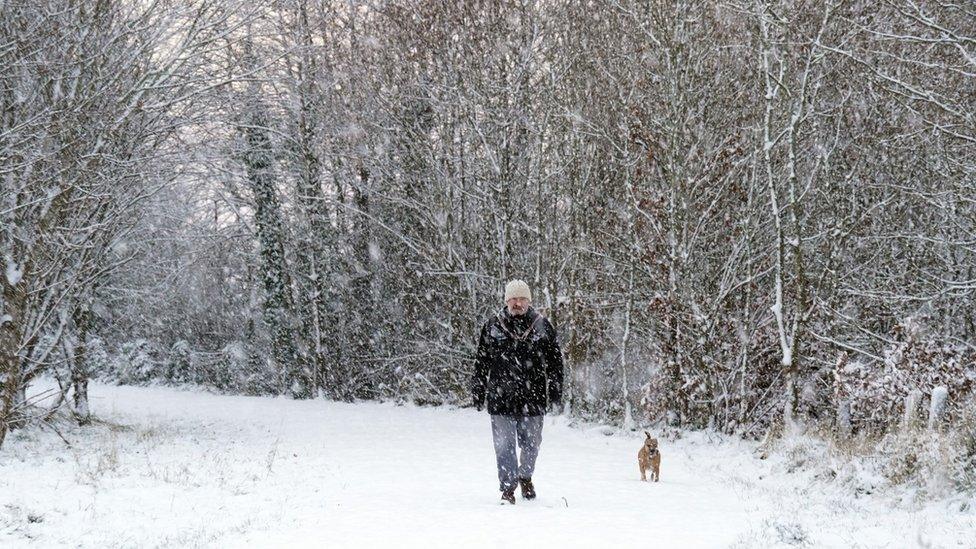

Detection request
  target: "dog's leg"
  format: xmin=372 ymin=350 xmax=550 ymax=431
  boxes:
xmin=639 ymin=464 xmax=646 ymax=482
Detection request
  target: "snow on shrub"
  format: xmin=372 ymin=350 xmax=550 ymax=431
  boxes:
xmin=115 ymin=339 xmax=160 ymax=385
xmin=834 ymin=317 xmax=976 ymax=431
xmin=204 ymin=341 xmax=247 ymax=391
xmin=86 ymin=337 xmax=111 ymax=378
xmin=166 ymin=340 xmax=193 ymax=383
xmin=205 ymin=341 xmax=277 ymax=395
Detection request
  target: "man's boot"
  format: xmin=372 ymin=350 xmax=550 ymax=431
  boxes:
xmin=519 ymin=478 xmax=536 ymax=500
xmin=501 ymin=488 xmax=516 ymax=505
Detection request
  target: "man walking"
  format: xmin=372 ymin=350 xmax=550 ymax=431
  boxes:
xmin=471 ymin=279 xmax=564 ymax=504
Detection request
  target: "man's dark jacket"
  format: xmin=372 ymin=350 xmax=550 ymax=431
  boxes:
xmin=471 ymin=307 xmax=564 ymax=416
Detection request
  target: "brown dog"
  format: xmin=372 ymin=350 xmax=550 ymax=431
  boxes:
xmin=638 ymin=431 xmax=661 ymax=482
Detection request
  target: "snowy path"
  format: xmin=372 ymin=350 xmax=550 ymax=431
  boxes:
xmin=1 ymin=382 xmax=972 ymax=548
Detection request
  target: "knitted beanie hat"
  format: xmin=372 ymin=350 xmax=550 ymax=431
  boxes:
xmin=504 ymin=279 xmax=532 ymax=301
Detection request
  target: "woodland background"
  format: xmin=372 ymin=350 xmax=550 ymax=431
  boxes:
xmin=2 ymin=0 xmax=974 ymax=461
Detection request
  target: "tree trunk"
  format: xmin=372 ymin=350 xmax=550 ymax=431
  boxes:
xmin=0 ymin=276 xmax=27 ymax=448
xmin=241 ymin=95 xmax=306 ymax=398
xmin=71 ymin=307 xmax=94 ymax=425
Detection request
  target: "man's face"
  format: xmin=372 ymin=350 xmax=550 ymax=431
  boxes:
xmin=506 ymin=296 xmax=530 ymax=316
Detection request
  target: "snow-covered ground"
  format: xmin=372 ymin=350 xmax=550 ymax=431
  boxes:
xmin=1 ymin=381 xmax=973 ymax=548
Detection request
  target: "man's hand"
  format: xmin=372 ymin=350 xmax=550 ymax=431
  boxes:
xmin=474 ymin=399 xmax=484 ymax=412
xmin=547 ymin=400 xmax=563 ymax=415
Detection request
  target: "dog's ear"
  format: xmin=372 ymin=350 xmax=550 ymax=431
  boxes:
xmin=644 ymin=431 xmax=651 ymax=439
